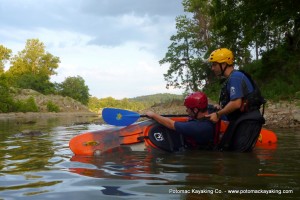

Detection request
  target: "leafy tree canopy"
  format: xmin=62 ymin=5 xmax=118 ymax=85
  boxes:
xmin=58 ymin=76 xmax=90 ymax=105
xmin=0 ymin=45 xmax=12 ymax=74
xmin=0 ymin=39 xmax=93 ymax=112
xmin=6 ymin=39 xmax=60 ymax=93
xmin=161 ymin=0 xmax=300 ymax=100
xmin=8 ymin=39 xmax=60 ymax=76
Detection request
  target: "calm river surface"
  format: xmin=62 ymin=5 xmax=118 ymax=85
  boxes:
xmin=0 ymin=116 xmax=299 ymax=200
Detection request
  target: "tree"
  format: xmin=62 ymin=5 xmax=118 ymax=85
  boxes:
xmin=6 ymin=39 xmax=60 ymax=93
xmin=15 ymin=73 xmax=55 ymax=94
xmin=0 ymin=45 xmax=12 ymax=74
xmin=161 ymin=0 xmax=300 ymax=93
xmin=159 ymin=10 xmax=211 ymax=92
xmin=59 ymin=76 xmax=90 ymax=105
xmin=0 ymin=75 xmax=14 ymax=112
xmin=208 ymin=0 xmax=300 ymax=60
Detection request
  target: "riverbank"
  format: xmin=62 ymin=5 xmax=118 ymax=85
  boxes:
xmin=0 ymin=88 xmax=98 ymax=122
xmin=142 ymin=99 xmax=300 ymax=129
xmin=1 ymin=100 xmax=299 ymax=129
xmin=0 ymin=111 xmax=98 ymax=121
xmin=264 ymin=100 xmax=300 ymax=128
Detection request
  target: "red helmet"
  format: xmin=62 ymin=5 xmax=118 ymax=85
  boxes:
xmin=184 ymin=92 xmax=208 ymax=109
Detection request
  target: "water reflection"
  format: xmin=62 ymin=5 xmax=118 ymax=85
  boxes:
xmin=1 ymin=116 xmax=96 ymax=174
xmin=70 ymin=145 xmax=166 ymax=181
xmin=0 ymin=117 xmax=299 ymax=200
xmin=68 ymin=137 xmax=297 ymax=199
xmin=69 ymin=145 xmax=279 ymax=196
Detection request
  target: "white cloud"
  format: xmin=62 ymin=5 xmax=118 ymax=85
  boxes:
xmin=51 ymin=40 xmax=177 ymax=99
xmin=0 ymin=0 xmax=185 ymax=99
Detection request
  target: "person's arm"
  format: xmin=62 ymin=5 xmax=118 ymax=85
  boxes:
xmin=145 ymin=111 xmax=175 ymax=130
xmin=217 ymin=98 xmax=241 ymax=116
xmin=206 ymin=98 xmax=242 ymax=123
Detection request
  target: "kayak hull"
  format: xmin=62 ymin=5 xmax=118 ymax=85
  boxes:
xmin=69 ymin=117 xmax=277 ymax=156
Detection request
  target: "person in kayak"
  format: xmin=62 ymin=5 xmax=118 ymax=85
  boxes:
xmin=146 ymin=92 xmax=215 ymax=149
xmin=206 ymin=48 xmax=265 ymax=152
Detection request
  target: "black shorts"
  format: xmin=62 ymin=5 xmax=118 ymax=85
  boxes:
xmin=218 ymin=119 xmax=263 ymax=152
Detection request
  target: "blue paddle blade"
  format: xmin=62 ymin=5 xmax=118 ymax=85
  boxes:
xmin=102 ymin=108 xmax=141 ymax=126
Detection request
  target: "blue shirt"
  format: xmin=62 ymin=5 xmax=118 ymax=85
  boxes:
xmin=174 ymin=119 xmax=215 ymax=146
xmin=227 ymin=71 xmax=254 ymax=100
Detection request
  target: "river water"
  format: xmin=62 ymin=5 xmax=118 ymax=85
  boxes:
xmin=0 ymin=116 xmax=299 ymax=200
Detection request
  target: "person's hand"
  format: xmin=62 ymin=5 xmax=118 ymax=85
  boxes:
xmin=145 ymin=111 xmax=155 ymax=118
xmin=205 ymin=112 xmax=219 ymax=123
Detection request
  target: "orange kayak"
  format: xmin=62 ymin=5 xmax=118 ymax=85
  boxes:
xmin=69 ymin=117 xmax=277 ymax=156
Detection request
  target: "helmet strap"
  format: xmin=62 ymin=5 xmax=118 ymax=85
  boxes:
xmin=219 ymin=63 xmax=228 ymax=77
xmin=191 ymin=108 xmax=200 ymax=119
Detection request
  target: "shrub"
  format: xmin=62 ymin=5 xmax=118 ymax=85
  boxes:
xmin=14 ymin=96 xmax=39 ymax=112
xmin=47 ymin=101 xmax=60 ymax=112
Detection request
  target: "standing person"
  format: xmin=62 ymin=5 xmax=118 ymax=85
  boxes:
xmin=146 ymin=92 xmax=215 ymax=150
xmin=206 ymin=48 xmax=265 ymax=152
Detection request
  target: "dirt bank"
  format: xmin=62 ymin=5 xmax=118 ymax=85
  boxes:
xmin=13 ymin=89 xmax=91 ymax=112
xmin=0 ymin=89 xmax=98 ymax=122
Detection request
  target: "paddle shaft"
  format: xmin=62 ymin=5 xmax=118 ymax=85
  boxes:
xmin=139 ymin=114 xmax=188 ymax=118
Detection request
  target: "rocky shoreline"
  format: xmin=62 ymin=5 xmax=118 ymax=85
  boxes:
xmin=3 ymin=89 xmax=299 ymax=129
xmin=143 ymin=100 xmax=300 ymax=129
xmin=263 ymin=101 xmax=300 ymax=128
xmin=0 ymin=111 xmax=98 ymax=122
xmin=0 ymin=100 xmax=299 ymax=129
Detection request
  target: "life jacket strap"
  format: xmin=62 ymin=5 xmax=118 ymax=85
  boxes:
xmin=213 ymin=120 xmax=221 ymax=145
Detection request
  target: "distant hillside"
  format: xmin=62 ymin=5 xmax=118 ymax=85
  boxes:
xmin=88 ymin=93 xmax=185 ymax=113
xmin=129 ymin=93 xmax=184 ymax=105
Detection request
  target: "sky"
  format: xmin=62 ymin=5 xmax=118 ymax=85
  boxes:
xmin=0 ymin=0 xmax=186 ymax=99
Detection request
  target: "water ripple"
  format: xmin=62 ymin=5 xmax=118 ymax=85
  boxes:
xmin=0 ymin=118 xmax=299 ymax=199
